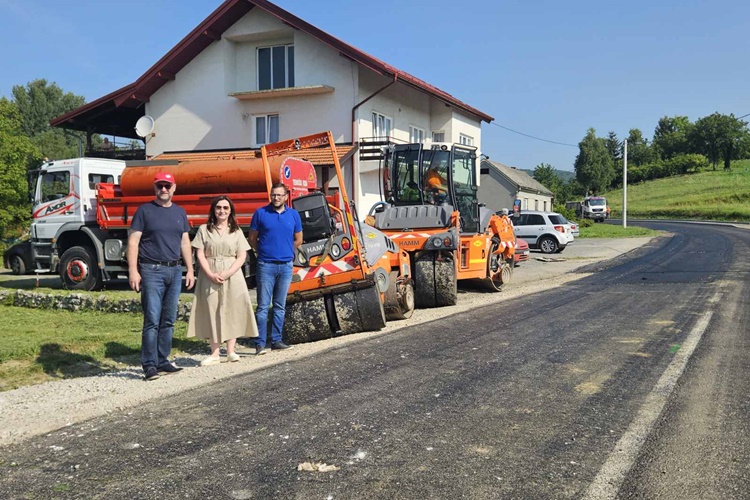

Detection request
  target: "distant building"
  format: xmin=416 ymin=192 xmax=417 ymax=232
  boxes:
xmin=478 ymin=159 xmax=554 ymax=213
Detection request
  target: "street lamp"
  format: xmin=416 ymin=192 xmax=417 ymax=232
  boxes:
xmin=622 ymin=140 xmax=628 ymax=228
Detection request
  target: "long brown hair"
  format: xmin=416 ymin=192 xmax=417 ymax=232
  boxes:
xmin=207 ymin=195 xmax=240 ymax=233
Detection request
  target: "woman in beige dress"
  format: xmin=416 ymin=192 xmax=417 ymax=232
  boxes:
xmin=187 ymin=195 xmax=259 ymax=365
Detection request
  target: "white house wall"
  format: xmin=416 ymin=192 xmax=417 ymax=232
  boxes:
xmin=140 ymin=7 xmax=485 ymax=213
xmin=146 ymin=10 xmax=355 ymax=157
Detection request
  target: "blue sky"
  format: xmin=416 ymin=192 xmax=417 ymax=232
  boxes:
xmin=1 ymin=0 xmax=748 ymax=171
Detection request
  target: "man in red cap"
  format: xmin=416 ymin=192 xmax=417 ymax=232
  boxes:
xmin=127 ymin=172 xmax=195 ymax=381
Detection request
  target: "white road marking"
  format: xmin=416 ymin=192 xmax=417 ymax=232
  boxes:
xmin=582 ymin=309 xmax=714 ymax=499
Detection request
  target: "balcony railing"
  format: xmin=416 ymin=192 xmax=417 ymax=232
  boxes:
xmin=85 ymin=148 xmax=146 ymax=161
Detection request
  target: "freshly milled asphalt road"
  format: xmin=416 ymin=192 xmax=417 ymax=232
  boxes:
xmin=1 ymin=222 xmax=748 ymax=499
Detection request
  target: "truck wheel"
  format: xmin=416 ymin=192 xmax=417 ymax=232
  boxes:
xmin=538 ymin=236 xmax=559 ymax=254
xmin=60 ymin=246 xmax=103 ymax=291
xmin=10 ymin=254 xmax=26 ymax=275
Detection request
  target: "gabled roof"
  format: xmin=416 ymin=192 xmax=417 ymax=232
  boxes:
xmin=481 ymin=160 xmax=554 ymax=196
xmin=51 ymin=0 xmax=492 ymax=137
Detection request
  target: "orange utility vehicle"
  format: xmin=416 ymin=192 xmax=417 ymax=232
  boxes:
xmin=367 ymin=142 xmax=516 ymax=308
xmin=97 ymin=132 xmax=414 ymax=343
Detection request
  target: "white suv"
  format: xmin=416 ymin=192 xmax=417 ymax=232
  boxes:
xmin=510 ymin=210 xmax=574 ymax=254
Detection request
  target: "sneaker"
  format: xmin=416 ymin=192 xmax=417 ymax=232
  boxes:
xmin=158 ymin=362 xmax=183 ymax=374
xmin=200 ymin=356 xmax=221 ymax=366
xmin=255 ymin=346 xmax=268 ymax=355
xmin=271 ymin=341 xmax=293 ymax=350
xmin=227 ymin=352 xmax=241 ymax=363
xmin=144 ymin=367 xmax=160 ymax=381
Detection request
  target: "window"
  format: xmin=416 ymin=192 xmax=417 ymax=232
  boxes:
xmin=257 ymin=44 xmax=294 ymax=90
xmin=543 ymin=201 xmax=548 ymax=211
xmin=409 ymin=126 xmax=425 ymax=143
xmin=432 ymin=131 xmax=445 ymax=143
xmin=372 ymin=112 xmax=392 ymax=140
xmin=528 ymin=214 xmax=545 ymax=225
xmin=255 ymin=114 xmax=279 ymax=145
xmin=459 ymin=133 xmax=474 ymax=146
xmin=40 ymin=171 xmax=70 ymax=203
xmin=523 ymin=197 xmax=529 ymax=209
xmin=88 ymin=173 xmax=114 ymax=190
xmin=535 ymin=199 xmax=539 ymax=210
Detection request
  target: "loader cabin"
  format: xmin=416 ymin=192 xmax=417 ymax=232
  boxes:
xmin=384 ymin=143 xmax=479 ymax=233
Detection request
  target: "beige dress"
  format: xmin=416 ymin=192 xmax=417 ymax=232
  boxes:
xmin=187 ymin=224 xmax=259 ymax=342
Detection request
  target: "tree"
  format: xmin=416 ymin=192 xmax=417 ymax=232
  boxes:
xmin=689 ymin=113 xmax=750 ymax=170
xmin=0 ymin=98 xmax=40 ymax=241
xmin=574 ymin=128 xmax=614 ymax=195
xmin=604 ymin=131 xmax=622 ymax=164
xmin=532 ymin=163 xmax=559 ymax=191
xmin=532 ymin=163 xmax=568 ymax=203
xmin=625 ymin=128 xmax=658 ymax=167
xmin=652 ymin=116 xmax=692 ymax=160
xmin=11 ymin=79 xmax=87 ymax=163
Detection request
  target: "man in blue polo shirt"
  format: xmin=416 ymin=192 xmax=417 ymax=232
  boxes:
xmin=249 ymin=182 xmax=303 ymax=354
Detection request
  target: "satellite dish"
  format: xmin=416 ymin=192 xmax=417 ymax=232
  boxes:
xmin=134 ymin=115 xmax=155 ymax=138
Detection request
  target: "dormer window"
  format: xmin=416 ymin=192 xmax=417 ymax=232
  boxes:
xmin=258 ymin=44 xmax=295 ymax=90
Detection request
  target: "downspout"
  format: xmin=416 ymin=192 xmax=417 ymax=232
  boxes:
xmin=350 ymin=73 xmax=398 ymax=202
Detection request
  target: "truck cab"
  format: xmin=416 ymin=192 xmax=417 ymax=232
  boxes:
xmin=30 ymin=158 xmax=126 ymax=277
xmin=580 ymin=196 xmax=608 ymax=222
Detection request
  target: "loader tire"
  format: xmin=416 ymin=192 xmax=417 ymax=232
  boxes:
xmin=384 ymin=271 xmax=415 ymax=320
xmin=415 ymin=253 xmax=456 ymax=308
xmin=282 ymin=298 xmax=332 ymax=344
xmin=333 ymin=285 xmax=386 ymax=335
xmin=434 ymin=258 xmax=457 ymax=306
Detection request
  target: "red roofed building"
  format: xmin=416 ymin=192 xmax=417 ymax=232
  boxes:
xmin=52 ymin=0 xmax=493 ymax=210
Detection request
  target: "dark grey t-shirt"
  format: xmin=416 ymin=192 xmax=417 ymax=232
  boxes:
xmin=131 ymin=201 xmax=190 ymax=262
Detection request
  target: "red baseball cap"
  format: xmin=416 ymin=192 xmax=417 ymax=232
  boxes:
xmin=153 ymin=172 xmax=175 ymax=185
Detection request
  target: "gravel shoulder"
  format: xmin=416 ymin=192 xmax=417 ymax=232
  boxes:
xmin=0 ymin=236 xmax=658 ymax=447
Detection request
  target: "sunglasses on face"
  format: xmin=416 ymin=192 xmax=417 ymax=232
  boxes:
xmin=155 ymin=183 xmax=173 ymax=190
xmin=215 ymin=205 xmax=231 ymax=211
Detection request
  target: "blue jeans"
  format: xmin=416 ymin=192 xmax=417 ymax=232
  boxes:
xmin=139 ymin=263 xmax=183 ymax=370
xmin=255 ymin=261 xmax=293 ymax=347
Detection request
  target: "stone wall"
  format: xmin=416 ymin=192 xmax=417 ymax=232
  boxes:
xmin=0 ymin=290 xmax=193 ymax=321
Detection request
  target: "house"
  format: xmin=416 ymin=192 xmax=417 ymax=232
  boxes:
xmin=478 ymin=159 xmax=554 ymax=213
xmin=51 ymin=0 xmax=493 ymax=212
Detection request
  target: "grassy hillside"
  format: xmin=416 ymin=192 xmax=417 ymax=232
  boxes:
xmin=605 ymin=159 xmax=750 ymax=222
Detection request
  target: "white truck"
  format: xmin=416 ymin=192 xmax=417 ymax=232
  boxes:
xmin=29 ymin=157 xmax=128 ymax=289
xmin=579 ymin=196 xmax=609 ymax=222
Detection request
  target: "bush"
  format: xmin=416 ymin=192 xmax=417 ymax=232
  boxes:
xmin=664 ymin=154 xmax=709 ymax=175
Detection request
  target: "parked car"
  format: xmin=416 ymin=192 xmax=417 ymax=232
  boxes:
xmin=564 ymin=218 xmax=580 ymax=238
xmin=3 ymin=240 xmax=33 ymax=275
xmin=510 ymin=210 xmax=574 ymax=254
xmin=514 ymin=238 xmax=530 ymax=264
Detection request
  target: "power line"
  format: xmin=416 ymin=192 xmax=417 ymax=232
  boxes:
xmin=489 ymin=122 xmax=578 ymax=147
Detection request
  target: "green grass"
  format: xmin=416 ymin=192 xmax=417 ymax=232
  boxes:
xmin=0 ymin=306 xmax=206 ymax=391
xmin=605 ymin=159 xmax=750 ymax=222
xmin=578 ymin=223 xmax=660 ymax=238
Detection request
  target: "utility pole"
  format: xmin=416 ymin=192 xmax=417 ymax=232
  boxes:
xmin=622 ymin=139 xmax=628 ymax=228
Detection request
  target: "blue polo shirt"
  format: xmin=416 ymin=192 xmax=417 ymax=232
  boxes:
xmin=250 ymin=204 xmax=302 ymax=262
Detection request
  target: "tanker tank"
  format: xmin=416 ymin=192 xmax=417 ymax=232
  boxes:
xmin=119 ymin=156 xmax=288 ymax=196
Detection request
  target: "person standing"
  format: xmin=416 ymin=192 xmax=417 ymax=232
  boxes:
xmin=187 ymin=196 xmax=259 ymax=365
xmin=128 ymin=172 xmax=195 ymax=381
xmin=248 ymin=183 xmax=302 ymax=355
